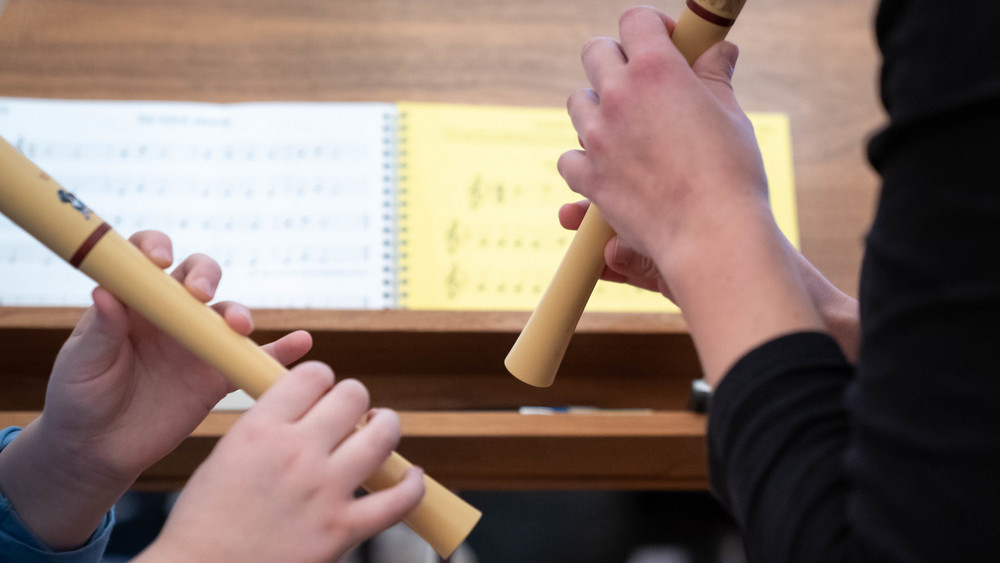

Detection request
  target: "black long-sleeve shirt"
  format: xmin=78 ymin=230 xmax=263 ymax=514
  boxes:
xmin=707 ymin=2 xmax=1000 ymax=560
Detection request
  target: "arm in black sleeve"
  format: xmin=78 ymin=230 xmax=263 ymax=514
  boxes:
xmin=708 ymin=332 xmax=857 ymax=562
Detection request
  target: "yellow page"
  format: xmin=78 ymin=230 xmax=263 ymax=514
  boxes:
xmin=397 ymin=102 xmax=798 ymax=312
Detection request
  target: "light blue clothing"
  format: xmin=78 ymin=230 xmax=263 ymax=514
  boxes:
xmin=0 ymin=427 xmax=115 ymax=563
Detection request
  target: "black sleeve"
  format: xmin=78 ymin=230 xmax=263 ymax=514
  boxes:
xmin=709 ymin=2 xmax=1000 ymax=561
xmin=708 ymin=332 xmax=857 ymax=562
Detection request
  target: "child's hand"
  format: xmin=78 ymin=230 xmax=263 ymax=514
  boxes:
xmin=42 ymin=229 xmax=312 ymax=483
xmin=0 ymin=230 xmax=312 ymax=550
xmin=139 ymin=362 xmax=426 ymax=563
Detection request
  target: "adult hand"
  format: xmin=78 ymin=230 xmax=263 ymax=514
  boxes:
xmin=557 ymin=6 xmax=825 ymax=383
xmin=557 ymin=6 xmax=765 ymax=278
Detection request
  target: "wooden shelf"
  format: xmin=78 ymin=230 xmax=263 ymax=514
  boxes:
xmin=0 ymin=307 xmax=707 ymax=490
xmin=0 ymin=308 xmax=702 ymax=411
xmin=0 ymin=409 xmax=707 ymax=491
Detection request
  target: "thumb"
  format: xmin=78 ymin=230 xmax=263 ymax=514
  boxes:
xmin=692 ymin=40 xmax=739 ymax=107
xmin=59 ymin=288 xmax=131 ymax=372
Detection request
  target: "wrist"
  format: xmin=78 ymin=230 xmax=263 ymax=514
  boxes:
xmin=788 ymin=239 xmax=861 ymax=362
xmin=654 ymin=201 xmax=824 ymax=384
xmin=0 ymin=418 xmax=133 ymax=550
xmin=652 ymin=197 xmax=775 ymax=296
xmin=820 ymin=292 xmax=860 ymax=363
xmin=33 ymin=415 xmax=139 ymax=492
xmin=137 ymin=524 xmax=223 ymax=562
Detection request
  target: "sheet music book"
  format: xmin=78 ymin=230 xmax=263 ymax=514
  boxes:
xmin=0 ymin=97 xmax=800 ymax=314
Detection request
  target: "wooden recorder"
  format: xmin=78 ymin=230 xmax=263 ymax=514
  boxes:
xmin=505 ymin=0 xmax=749 ymax=388
xmin=0 ymin=136 xmax=480 ymax=559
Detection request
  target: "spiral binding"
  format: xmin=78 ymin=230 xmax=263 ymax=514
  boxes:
xmin=384 ymin=107 xmax=410 ymax=308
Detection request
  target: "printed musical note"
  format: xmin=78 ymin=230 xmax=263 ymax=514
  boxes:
xmin=443 ymin=219 xmax=471 ymax=255
xmin=443 ymin=264 xmax=466 ymax=300
xmin=467 ymin=176 xmax=484 ymax=210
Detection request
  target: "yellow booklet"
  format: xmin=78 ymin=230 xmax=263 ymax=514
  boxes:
xmin=397 ymin=102 xmax=798 ymax=312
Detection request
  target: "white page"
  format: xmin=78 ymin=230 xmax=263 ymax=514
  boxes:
xmin=0 ymin=97 xmax=397 ymax=309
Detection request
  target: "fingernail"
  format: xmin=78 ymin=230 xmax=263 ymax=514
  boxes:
xmin=150 ymin=247 xmax=172 ymax=266
xmin=240 ymin=310 xmax=254 ymax=330
xmin=191 ymin=278 xmax=214 ymax=298
xmin=230 ymin=308 xmax=253 ymax=332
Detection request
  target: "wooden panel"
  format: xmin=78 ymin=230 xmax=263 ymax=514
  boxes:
xmin=0 ymin=309 xmax=701 ymax=412
xmin=0 ymin=327 xmax=72 ymax=410
xmin=0 ymin=411 xmax=708 ymax=490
